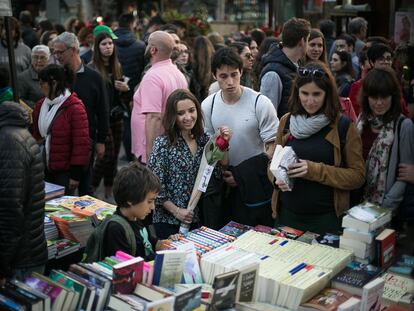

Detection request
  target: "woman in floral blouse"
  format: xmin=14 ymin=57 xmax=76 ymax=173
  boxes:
xmin=148 ymin=89 xmax=231 ymax=239
xmin=357 ymin=68 xmax=414 ymax=210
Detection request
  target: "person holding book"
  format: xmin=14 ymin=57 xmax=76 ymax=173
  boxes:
xmin=148 ymin=89 xmax=232 ymax=238
xmin=100 ymin=162 xmax=179 ymax=261
xmin=357 ymin=68 xmax=414 ymax=210
xmin=270 ymin=61 xmax=365 ymax=235
xmin=32 ymin=64 xmax=90 ymax=194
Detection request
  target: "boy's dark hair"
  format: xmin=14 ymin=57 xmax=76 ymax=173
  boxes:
xmin=118 ymin=13 xmax=135 ymax=28
xmin=319 ymin=19 xmax=335 ymax=37
xmin=38 ymin=64 xmax=75 ymax=98
xmin=212 ymin=47 xmax=243 ymax=75
xmin=337 ymin=33 xmax=355 ymax=48
xmin=367 ymin=43 xmax=393 ymax=63
xmin=348 ymin=17 xmax=367 ymax=36
xmin=113 ymin=162 xmax=161 ymax=209
xmin=281 ymin=18 xmax=311 ymax=48
xmin=0 ymin=65 xmax=10 ymax=88
xmin=360 ymin=68 xmax=401 ymax=125
xmin=358 ymin=50 xmax=368 ymax=66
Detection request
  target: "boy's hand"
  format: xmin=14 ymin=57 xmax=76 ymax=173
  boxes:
xmin=156 ymin=239 xmax=173 ymax=251
xmin=168 ymin=234 xmax=181 ymax=241
xmin=398 ymin=164 xmax=414 ymax=184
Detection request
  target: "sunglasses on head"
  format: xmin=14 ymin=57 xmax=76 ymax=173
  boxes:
xmin=298 ymin=68 xmax=326 ymax=78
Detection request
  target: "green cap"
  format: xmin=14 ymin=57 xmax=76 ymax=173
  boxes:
xmin=93 ymin=25 xmax=118 ymax=39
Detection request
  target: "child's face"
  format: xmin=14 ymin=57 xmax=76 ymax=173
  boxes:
xmin=129 ymin=191 xmax=158 ymax=220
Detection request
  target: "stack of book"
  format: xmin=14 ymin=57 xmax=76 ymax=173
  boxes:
xmin=168 ymin=226 xmax=236 ymax=257
xmin=340 ymin=202 xmax=392 ymax=264
xmin=45 ymin=196 xmax=77 ymax=213
xmin=57 ymin=195 xmax=116 ymax=225
xmin=44 ymin=182 xmax=65 ymax=200
xmin=44 ymin=215 xmax=59 ymax=258
xmin=49 ymin=210 xmax=94 ymax=247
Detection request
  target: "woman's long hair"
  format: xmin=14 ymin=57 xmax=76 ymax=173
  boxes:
xmin=91 ymin=32 xmax=122 ymax=82
xmin=359 ymin=68 xmax=402 ymax=125
xmin=332 ymin=50 xmax=355 ymax=78
xmin=191 ymin=36 xmax=214 ymax=101
xmin=289 ymin=61 xmax=340 ymax=122
xmin=163 ymin=89 xmax=204 ymax=145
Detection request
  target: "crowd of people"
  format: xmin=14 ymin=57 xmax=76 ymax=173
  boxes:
xmin=0 ymin=10 xmax=413 ymax=282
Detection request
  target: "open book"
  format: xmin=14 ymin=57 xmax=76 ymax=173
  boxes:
xmin=270 ymin=145 xmax=298 ymax=191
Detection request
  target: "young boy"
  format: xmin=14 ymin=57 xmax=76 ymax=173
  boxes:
xmin=100 ymin=162 xmax=175 ymax=261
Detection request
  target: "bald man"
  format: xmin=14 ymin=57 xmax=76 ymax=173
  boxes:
xmin=131 ymin=31 xmax=188 ymax=163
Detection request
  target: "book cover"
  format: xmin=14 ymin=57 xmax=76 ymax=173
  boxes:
xmin=176 ymin=242 xmax=203 ymax=284
xmin=253 ymin=224 xmax=278 ymax=235
xmin=24 ymin=276 xmax=66 ymax=308
xmin=337 ymin=296 xmax=360 ymax=311
xmin=152 ymin=250 xmax=186 ymax=288
xmin=10 ymin=279 xmax=51 ymax=311
xmin=236 ymin=262 xmax=260 ymax=303
xmin=209 ymin=270 xmax=240 ymax=310
xmin=297 ymin=231 xmax=320 ymax=244
xmin=316 ymin=232 xmax=340 ymax=248
xmin=382 ymin=272 xmax=414 ymax=307
xmin=219 ymin=221 xmax=252 ymax=238
xmin=0 ymin=282 xmax=43 ymax=311
xmin=270 ymin=145 xmax=298 ymax=191
xmin=360 ymin=277 xmax=384 ymax=311
xmin=331 ymin=261 xmax=381 ymax=296
xmin=299 ymin=288 xmax=352 ymax=311
xmin=0 ymin=292 xmax=26 ymax=311
xmin=388 ymin=254 xmax=414 ymax=277
xmin=112 ymin=256 xmax=144 ymax=294
xmin=374 ymin=228 xmax=396 ymax=268
xmin=343 ymin=203 xmax=392 ymax=232
xmin=58 ymin=195 xmax=116 ymax=221
xmin=49 ymin=270 xmax=85 ymax=311
xmin=274 ymin=225 xmax=304 ymax=239
xmin=173 ymin=284 xmax=202 ymax=311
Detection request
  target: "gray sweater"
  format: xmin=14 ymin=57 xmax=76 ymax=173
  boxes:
xmin=202 ymin=87 xmax=279 ymax=166
xmin=0 ymin=41 xmax=31 ymax=74
xmin=383 ymin=117 xmax=414 ymax=209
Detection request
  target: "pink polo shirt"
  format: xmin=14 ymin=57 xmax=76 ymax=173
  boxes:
xmin=131 ymin=59 xmax=188 ymax=163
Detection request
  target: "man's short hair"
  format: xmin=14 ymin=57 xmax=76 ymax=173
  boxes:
xmin=337 ymin=33 xmax=355 ymax=48
xmin=319 ymin=19 xmax=335 ymax=37
xmin=281 ymin=17 xmax=311 ymax=48
xmin=113 ymin=162 xmax=161 ymax=209
xmin=212 ymin=47 xmax=243 ymax=75
xmin=348 ymin=17 xmax=368 ymax=35
xmin=367 ymin=43 xmax=393 ymax=63
xmin=53 ymin=31 xmax=80 ymax=51
xmin=118 ymin=13 xmax=135 ymax=28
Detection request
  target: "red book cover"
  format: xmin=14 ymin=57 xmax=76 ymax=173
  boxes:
xmin=112 ymin=257 xmax=144 ymax=294
xmin=375 ymin=229 xmax=396 ymax=268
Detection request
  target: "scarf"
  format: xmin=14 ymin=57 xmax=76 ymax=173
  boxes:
xmin=38 ymin=89 xmax=71 ymax=167
xmin=290 ymin=114 xmax=331 ymax=139
xmin=139 ymin=227 xmax=154 ymax=258
xmin=358 ymin=116 xmax=394 ymax=205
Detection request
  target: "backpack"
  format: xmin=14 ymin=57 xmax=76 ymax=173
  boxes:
xmin=83 ymin=214 xmax=136 ymax=263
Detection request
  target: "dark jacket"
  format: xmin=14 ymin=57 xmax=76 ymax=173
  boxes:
xmin=17 ymin=66 xmax=44 ymax=108
xmin=114 ymin=27 xmax=146 ymax=96
xmin=73 ymin=66 xmax=109 ymax=144
xmin=0 ymin=102 xmax=47 ymax=278
xmin=260 ymin=43 xmax=297 ymax=117
xmin=32 ymin=92 xmax=90 ymax=180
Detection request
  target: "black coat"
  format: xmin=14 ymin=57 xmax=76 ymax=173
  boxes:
xmin=0 ymin=102 xmax=47 ymax=278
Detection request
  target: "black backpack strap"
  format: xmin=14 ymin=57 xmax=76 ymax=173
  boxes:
xmin=210 ymin=93 xmax=217 ymax=116
xmin=338 ymin=115 xmax=351 ymax=166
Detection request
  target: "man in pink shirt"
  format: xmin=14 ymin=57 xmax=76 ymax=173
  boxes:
xmin=131 ymin=31 xmax=188 ymax=163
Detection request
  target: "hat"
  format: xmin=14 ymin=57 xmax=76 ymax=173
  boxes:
xmin=93 ymin=25 xmax=118 ymax=39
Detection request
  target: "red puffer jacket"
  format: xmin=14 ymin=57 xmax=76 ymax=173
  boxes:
xmin=32 ymin=92 xmax=90 ymax=172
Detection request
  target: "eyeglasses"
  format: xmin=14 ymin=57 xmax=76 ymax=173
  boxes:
xmin=53 ymin=48 xmax=70 ymax=56
xmin=32 ymin=55 xmax=48 ymax=61
xmin=298 ymin=68 xmax=326 ymax=78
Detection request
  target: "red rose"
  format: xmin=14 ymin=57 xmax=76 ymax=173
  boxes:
xmin=215 ymin=135 xmax=229 ymax=151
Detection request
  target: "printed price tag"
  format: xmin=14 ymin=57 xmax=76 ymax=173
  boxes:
xmin=198 ymin=164 xmax=214 ymax=192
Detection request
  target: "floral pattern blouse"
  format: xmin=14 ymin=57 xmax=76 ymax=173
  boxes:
xmin=148 ymin=133 xmax=210 ymax=225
